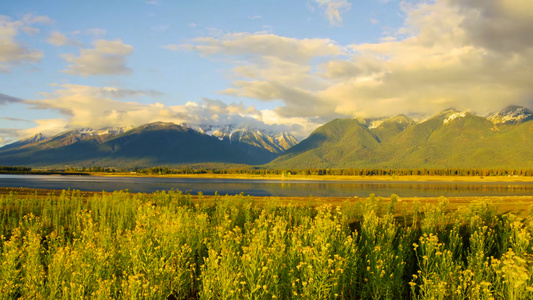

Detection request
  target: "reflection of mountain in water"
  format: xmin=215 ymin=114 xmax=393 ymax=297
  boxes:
xmin=0 ymin=175 xmax=532 ymax=198
xmin=253 ymin=182 xmax=533 ymax=198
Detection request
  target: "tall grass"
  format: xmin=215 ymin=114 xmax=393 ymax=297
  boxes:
xmin=1 ymin=190 xmax=533 ymax=299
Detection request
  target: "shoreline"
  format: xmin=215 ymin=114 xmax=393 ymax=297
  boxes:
xmin=3 ymin=171 xmax=533 ymax=183
xmin=87 ymin=172 xmax=533 ymax=183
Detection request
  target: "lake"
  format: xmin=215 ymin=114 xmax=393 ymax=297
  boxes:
xmin=1 ymin=174 xmax=532 ymax=197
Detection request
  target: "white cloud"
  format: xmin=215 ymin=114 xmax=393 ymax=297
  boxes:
xmin=313 ymin=0 xmax=352 ymax=26
xmin=47 ymin=31 xmax=82 ymax=47
xmin=0 ymin=15 xmax=47 ymax=72
xmin=61 ymin=39 xmax=134 ymax=76
xmin=261 ymin=110 xmax=323 ymax=139
xmin=27 ymin=84 xmax=171 ymax=129
xmin=177 ymin=32 xmax=344 ymax=63
xmin=19 ymin=119 xmax=68 ymax=138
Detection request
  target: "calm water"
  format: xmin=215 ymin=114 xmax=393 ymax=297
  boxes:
xmin=1 ymin=174 xmax=532 ymax=197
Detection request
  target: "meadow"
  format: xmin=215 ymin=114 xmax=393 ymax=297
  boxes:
xmin=1 ymin=190 xmax=533 ymax=299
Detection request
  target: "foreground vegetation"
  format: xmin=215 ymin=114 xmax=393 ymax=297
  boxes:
xmin=1 ymin=190 xmax=533 ymax=299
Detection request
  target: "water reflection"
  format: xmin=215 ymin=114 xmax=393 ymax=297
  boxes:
xmin=0 ymin=174 xmax=532 ymax=197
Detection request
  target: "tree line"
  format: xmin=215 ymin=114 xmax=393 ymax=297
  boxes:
xmin=0 ymin=166 xmax=32 ymax=173
xmin=3 ymin=165 xmax=532 ymax=177
xmin=61 ymin=166 xmax=533 ymax=177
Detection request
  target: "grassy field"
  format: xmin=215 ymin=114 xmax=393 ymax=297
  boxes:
xmin=2 ymin=187 xmax=533 ymax=216
xmin=1 ymin=189 xmax=533 ymax=299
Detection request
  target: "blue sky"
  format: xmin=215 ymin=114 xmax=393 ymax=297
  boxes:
xmin=1 ymin=0 xmax=533 ymax=145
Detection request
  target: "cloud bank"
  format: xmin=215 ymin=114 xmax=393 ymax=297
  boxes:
xmin=321 ymin=0 xmax=533 ymax=117
xmin=176 ymin=0 xmax=533 ymax=121
xmin=22 ymin=84 xmax=320 ymax=140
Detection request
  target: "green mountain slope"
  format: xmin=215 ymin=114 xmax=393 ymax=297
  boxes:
xmin=270 ymin=109 xmax=533 ymax=169
xmin=270 ymin=118 xmax=381 ymax=168
xmin=380 ymin=112 xmax=497 ymax=168
xmin=371 ymin=115 xmax=416 ymax=143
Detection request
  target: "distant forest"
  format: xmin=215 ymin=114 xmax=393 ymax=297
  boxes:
xmin=0 ymin=166 xmax=32 ymax=173
xmin=65 ymin=166 xmax=533 ymax=177
xmin=2 ymin=165 xmax=532 ymax=177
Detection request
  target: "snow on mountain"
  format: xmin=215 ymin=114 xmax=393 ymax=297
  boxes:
xmin=5 ymin=122 xmax=297 ymax=156
xmin=69 ymin=126 xmax=133 ymax=137
xmin=487 ymin=105 xmax=533 ymax=125
xmin=443 ymin=112 xmax=467 ymax=124
xmin=182 ymin=123 xmax=298 ymax=153
xmin=24 ymin=133 xmax=47 ymax=143
xmin=369 ymin=115 xmax=416 ymax=129
xmin=367 ymin=117 xmax=388 ymax=129
xmin=193 ymin=124 xmax=236 ymax=141
xmin=274 ymin=132 xmax=299 ymax=151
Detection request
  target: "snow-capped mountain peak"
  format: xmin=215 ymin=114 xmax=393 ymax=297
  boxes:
xmin=487 ymin=105 xmax=533 ymax=125
xmin=180 ymin=123 xmax=298 ymax=153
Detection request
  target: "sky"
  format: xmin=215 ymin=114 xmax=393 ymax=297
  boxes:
xmin=1 ymin=0 xmax=533 ymax=146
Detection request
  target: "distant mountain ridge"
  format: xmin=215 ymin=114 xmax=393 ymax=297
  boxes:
xmin=0 ymin=122 xmax=298 ymax=167
xmin=269 ymin=105 xmax=533 ymax=169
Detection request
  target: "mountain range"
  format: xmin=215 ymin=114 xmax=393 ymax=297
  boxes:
xmin=269 ymin=105 xmax=533 ymax=169
xmin=0 ymin=105 xmax=531 ymax=169
xmin=0 ymin=122 xmax=298 ymax=167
